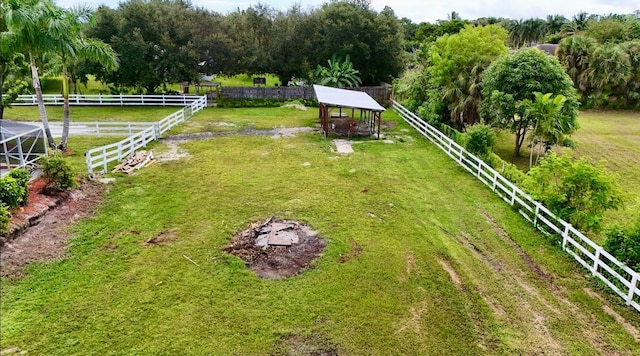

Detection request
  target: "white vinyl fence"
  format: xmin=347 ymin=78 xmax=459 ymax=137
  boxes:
xmin=85 ymin=96 xmax=206 ymax=174
xmin=11 ymin=94 xmax=202 ymax=106
xmin=392 ymin=100 xmax=640 ymax=312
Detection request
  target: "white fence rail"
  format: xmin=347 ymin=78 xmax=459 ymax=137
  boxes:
xmin=85 ymin=96 xmax=206 ymax=174
xmin=10 ymin=94 xmax=202 ymax=106
xmin=44 ymin=122 xmax=156 ymax=137
xmin=392 ymin=100 xmax=640 ymax=312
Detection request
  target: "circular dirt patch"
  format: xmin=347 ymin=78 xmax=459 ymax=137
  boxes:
xmin=222 ymin=217 xmax=326 ymax=279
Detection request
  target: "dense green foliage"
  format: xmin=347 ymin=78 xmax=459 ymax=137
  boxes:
xmin=0 ymin=169 xmax=29 ymax=209
xmin=428 ymin=25 xmax=508 ymax=126
xmin=525 ymin=153 xmax=623 ymax=232
xmin=464 ymin=124 xmax=496 ymax=157
xmin=314 ymin=55 xmax=362 ymax=88
xmin=605 ymin=218 xmax=640 ymax=270
xmin=556 ymin=35 xmax=596 ymax=93
xmin=0 ymin=203 xmax=10 ymax=235
xmin=84 ymin=0 xmax=404 ymax=91
xmin=481 ymin=49 xmax=579 ymax=156
xmin=553 ymin=16 xmax=640 ymax=108
xmin=0 ymin=175 xmax=27 ymax=209
xmin=41 ymin=153 xmax=76 ymax=191
xmin=7 ymin=168 xmax=30 ymax=205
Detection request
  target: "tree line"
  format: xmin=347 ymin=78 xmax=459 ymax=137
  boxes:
xmin=75 ymin=0 xmax=405 ymax=93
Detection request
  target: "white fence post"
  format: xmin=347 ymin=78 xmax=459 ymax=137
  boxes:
xmin=102 ymin=147 xmax=107 ymax=173
xmin=85 ymin=152 xmax=93 ymax=174
xmin=629 ymin=274 xmax=638 ymax=306
xmin=562 ymin=224 xmax=569 ymax=250
xmin=592 ymin=247 xmax=602 ymax=276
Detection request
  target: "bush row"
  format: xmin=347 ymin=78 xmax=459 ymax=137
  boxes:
xmin=0 ymin=168 xmax=30 ymax=235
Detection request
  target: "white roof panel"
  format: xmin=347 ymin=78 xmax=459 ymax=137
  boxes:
xmin=313 ymin=85 xmax=385 ymax=112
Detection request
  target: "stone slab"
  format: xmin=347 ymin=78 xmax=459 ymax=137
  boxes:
xmin=333 ymin=140 xmax=354 ymax=154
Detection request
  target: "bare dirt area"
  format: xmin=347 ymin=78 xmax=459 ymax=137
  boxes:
xmin=222 ymin=217 xmax=326 ymax=279
xmin=0 ymin=180 xmax=106 ymax=279
xmin=273 ymin=333 xmax=339 ymax=356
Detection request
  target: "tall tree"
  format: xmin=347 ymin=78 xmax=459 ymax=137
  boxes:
xmin=586 ymin=44 xmax=631 ymax=101
xmin=47 ymin=5 xmax=118 ymax=150
xmin=268 ymin=5 xmax=318 ymax=85
xmin=312 ymin=1 xmax=403 ymax=85
xmin=556 ymin=35 xmax=596 ymax=94
xmin=428 ymin=24 xmax=508 ymax=127
xmin=2 ymin=0 xmax=61 ymax=148
xmin=0 ymin=7 xmax=29 ymax=120
xmin=481 ymin=48 xmax=579 ymax=157
xmin=88 ymin=1 xmax=201 ymax=93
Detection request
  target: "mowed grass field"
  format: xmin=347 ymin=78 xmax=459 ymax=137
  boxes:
xmin=4 ymin=105 xmax=178 ymax=123
xmin=38 ymin=73 xmax=281 ymax=95
xmin=494 ymin=110 xmax=640 ymax=230
xmin=1 ymin=107 xmax=640 ymax=354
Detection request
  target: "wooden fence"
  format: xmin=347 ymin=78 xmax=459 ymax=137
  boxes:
xmin=85 ymin=96 xmax=207 ymax=174
xmin=392 ymin=100 xmax=640 ymax=312
xmin=207 ymin=86 xmax=391 ymax=103
xmin=11 ymin=94 xmax=202 ymax=106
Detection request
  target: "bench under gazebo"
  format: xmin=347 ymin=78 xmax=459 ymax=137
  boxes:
xmin=313 ymin=85 xmax=385 ymax=139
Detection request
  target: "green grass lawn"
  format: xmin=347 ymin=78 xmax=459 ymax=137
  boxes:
xmin=2 ymin=108 xmax=640 ymax=354
xmin=174 ymin=106 xmax=318 ymax=134
xmin=213 ymin=73 xmax=281 ymax=87
xmin=39 ymin=73 xmax=282 ymax=95
xmin=494 ymin=110 xmax=640 ymax=230
xmin=3 ymin=106 xmax=179 ymax=123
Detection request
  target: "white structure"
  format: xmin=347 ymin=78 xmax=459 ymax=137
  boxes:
xmin=0 ymin=120 xmax=47 ymax=177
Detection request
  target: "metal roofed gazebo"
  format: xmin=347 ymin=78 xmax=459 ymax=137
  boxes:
xmin=0 ymin=120 xmax=47 ymax=177
xmin=313 ymin=85 xmax=385 ymax=139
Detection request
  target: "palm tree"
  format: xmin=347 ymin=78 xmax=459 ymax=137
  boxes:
xmin=520 ymin=92 xmax=569 ymax=168
xmin=443 ymin=63 xmax=483 ymax=128
xmin=587 ymin=44 xmax=631 ymax=101
xmin=2 ymin=0 xmax=60 ymax=149
xmin=48 ymin=5 xmax=118 ymax=150
xmin=557 ymin=35 xmax=596 ymax=94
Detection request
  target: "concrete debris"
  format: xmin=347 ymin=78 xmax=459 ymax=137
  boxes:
xmin=112 ymin=150 xmax=154 ymax=174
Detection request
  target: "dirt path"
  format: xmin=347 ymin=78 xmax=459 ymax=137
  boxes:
xmin=0 ymin=181 xmax=106 ymax=279
xmin=163 ymin=127 xmax=316 ymax=142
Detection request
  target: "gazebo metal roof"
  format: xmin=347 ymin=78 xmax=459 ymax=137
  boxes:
xmin=313 ymin=85 xmax=385 ymax=112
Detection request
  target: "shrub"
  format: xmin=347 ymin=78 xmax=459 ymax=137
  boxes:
xmin=0 ymin=176 xmax=27 ymax=209
xmin=604 ymin=218 xmax=640 ymax=270
xmin=41 ymin=154 xmax=76 ymax=191
xmin=8 ymin=168 xmax=30 ymax=206
xmin=500 ymin=161 xmax=528 ymax=185
xmin=524 ymin=153 xmax=623 ymax=231
xmin=0 ymin=203 xmax=10 ymax=235
xmin=465 ymin=124 xmax=496 ymax=158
